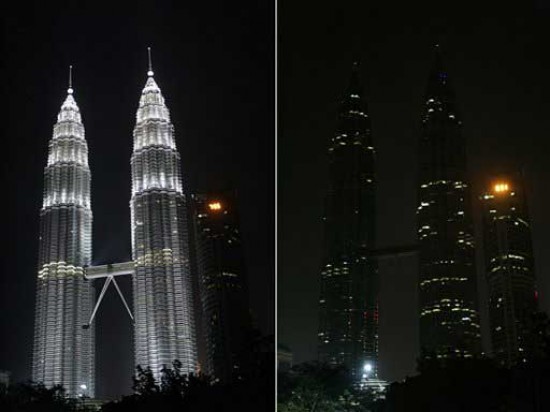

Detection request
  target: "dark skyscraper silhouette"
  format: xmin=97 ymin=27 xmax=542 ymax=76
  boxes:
xmin=480 ymin=176 xmax=539 ymax=367
xmin=317 ymin=63 xmax=379 ymax=380
xmin=190 ymin=192 xmax=252 ymax=382
xmin=416 ymin=46 xmax=481 ymax=359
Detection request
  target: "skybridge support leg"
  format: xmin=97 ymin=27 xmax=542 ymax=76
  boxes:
xmin=83 ymin=276 xmax=112 ymax=329
xmin=111 ymin=275 xmax=134 ymax=322
xmin=82 ymin=274 xmax=134 ymax=329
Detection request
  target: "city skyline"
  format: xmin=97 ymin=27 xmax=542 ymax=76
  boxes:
xmin=279 ymin=3 xmax=550 ymax=383
xmin=1 ymin=1 xmax=274 ymax=399
xmin=3 ymin=1 xmax=550 ymax=409
xmin=28 ymin=55 xmax=264 ymax=396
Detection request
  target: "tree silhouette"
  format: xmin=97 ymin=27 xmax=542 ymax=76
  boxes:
xmin=383 ymin=313 xmax=550 ymax=411
xmin=103 ymin=343 xmax=274 ymax=412
xmin=0 ymin=381 xmax=93 ymax=412
xmin=278 ymin=362 xmax=382 ymax=412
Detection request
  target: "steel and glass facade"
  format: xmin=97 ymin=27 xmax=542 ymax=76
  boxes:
xmin=417 ymin=46 xmax=481 ymax=359
xmin=481 ymin=178 xmax=538 ymax=366
xmin=318 ymin=63 xmax=379 ymax=380
xmin=32 ymin=87 xmax=95 ymax=397
xmin=130 ymin=69 xmax=197 ymax=377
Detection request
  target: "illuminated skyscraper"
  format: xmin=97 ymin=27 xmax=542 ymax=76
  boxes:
xmin=130 ymin=52 xmax=197 ymax=376
xmin=318 ymin=63 xmax=379 ymax=380
xmin=32 ymin=73 xmax=95 ymax=397
xmin=480 ymin=177 xmax=538 ymax=366
xmin=416 ymin=46 xmax=481 ymax=359
xmin=190 ymin=192 xmax=252 ymax=382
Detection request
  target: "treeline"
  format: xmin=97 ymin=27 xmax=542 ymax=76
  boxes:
xmin=0 ymin=334 xmax=274 ymax=412
xmin=278 ymin=312 xmax=550 ymax=412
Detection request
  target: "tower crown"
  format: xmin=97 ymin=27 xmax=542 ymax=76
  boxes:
xmin=340 ymin=61 xmax=365 ymax=107
xmin=136 ymin=74 xmax=170 ymax=124
xmin=44 ymin=73 xmax=89 ymax=208
xmin=57 ymin=93 xmax=82 ymax=123
xmin=57 ymin=65 xmax=81 ymax=123
xmin=331 ymin=62 xmax=372 ymax=150
xmin=131 ymin=49 xmax=180 ymax=194
xmin=422 ymin=45 xmax=459 ymax=123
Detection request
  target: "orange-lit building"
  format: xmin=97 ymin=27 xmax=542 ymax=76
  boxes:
xmin=480 ymin=176 xmax=538 ymax=366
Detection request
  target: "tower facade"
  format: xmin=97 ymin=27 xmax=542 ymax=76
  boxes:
xmin=318 ymin=63 xmax=379 ymax=380
xmin=190 ymin=192 xmax=252 ymax=382
xmin=416 ymin=46 xmax=481 ymax=359
xmin=130 ymin=64 xmax=197 ymax=376
xmin=481 ymin=177 xmax=538 ymax=366
xmin=32 ymin=84 xmax=95 ymax=397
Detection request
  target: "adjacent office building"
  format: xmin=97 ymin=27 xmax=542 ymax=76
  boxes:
xmin=416 ymin=46 xmax=481 ymax=359
xmin=318 ymin=63 xmax=379 ymax=380
xmin=480 ymin=177 xmax=538 ymax=366
xmin=190 ymin=192 xmax=252 ymax=382
xmin=32 ymin=79 xmax=95 ymax=397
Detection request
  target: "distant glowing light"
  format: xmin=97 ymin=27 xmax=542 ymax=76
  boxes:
xmin=494 ymin=183 xmax=510 ymax=193
xmin=208 ymin=202 xmax=222 ymax=211
xmin=80 ymin=384 xmax=87 ymax=390
xmin=363 ymin=362 xmax=373 ymax=373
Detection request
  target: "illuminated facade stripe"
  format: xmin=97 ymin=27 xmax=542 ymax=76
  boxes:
xmin=130 ymin=67 xmax=197 ymax=377
xmin=416 ymin=46 xmax=481 ymax=359
xmin=318 ymin=63 xmax=379 ymax=380
xmin=32 ymin=87 xmax=95 ymax=397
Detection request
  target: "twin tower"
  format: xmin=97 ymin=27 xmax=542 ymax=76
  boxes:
xmin=32 ymin=53 xmax=196 ymax=397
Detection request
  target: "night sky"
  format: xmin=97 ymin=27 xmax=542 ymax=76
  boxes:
xmin=279 ymin=1 xmax=550 ymax=383
xmin=0 ymin=0 xmax=273 ymax=399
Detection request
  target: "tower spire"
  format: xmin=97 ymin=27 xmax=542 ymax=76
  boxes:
xmin=347 ymin=60 xmax=362 ymax=96
xmin=68 ymin=65 xmax=73 ymax=94
xmin=147 ymin=47 xmax=154 ymax=77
